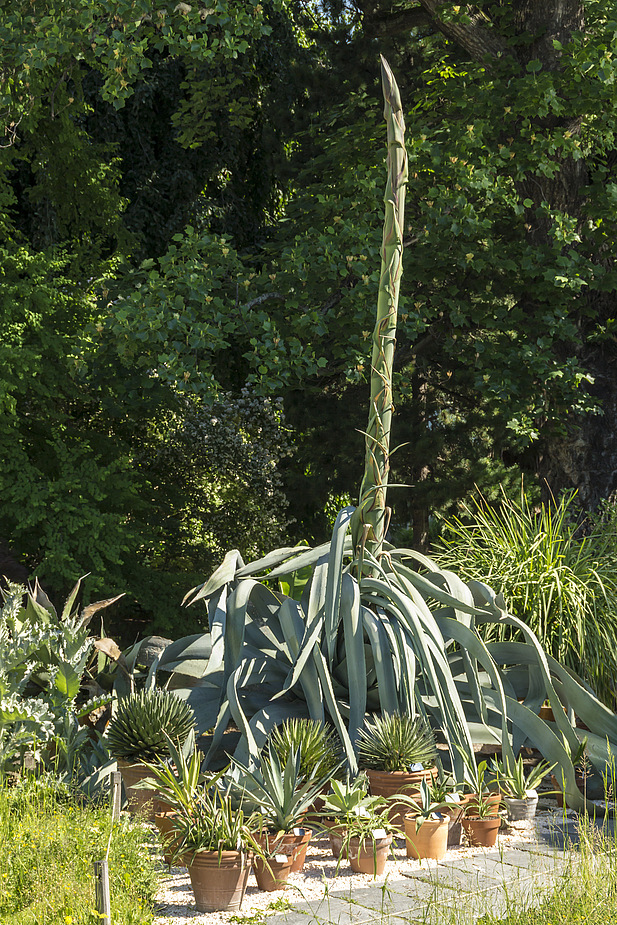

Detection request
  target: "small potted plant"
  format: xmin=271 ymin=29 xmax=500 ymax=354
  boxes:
xmin=105 ymin=687 xmax=195 ymax=816
xmin=462 ymin=788 xmax=503 ymax=847
xmin=491 ymin=754 xmax=556 ymax=822
xmin=357 ymin=712 xmax=438 ymax=826
xmin=231 ymin=743 xmax=336 ymax=889
xmin=320 ymin=774 xmax=377 ymax=858
xmin=402 ymin=779 xmax=450 ymax=860
xmin=429 ymin=769 xmax=466 ymax=847
xmin=334 ymin=798 xmax=399 ymax=877
xmin=172 ymin=771 xmax=265 ymax=912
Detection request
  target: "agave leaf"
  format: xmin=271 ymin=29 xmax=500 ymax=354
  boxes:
xmin=340 ymin=573 xmax=366 ymax=745
xmin=235 ymin=546 xmax=311 ymax=578
xmin=324 ymin=507 xmax=354 ymax=663
xmin=435 ymin=616 xmax=515 ymax=767
xmin=183 ymin=549 xmax=244 ymax=607
xmin=361 ymin=608 xmax=400 ymax=714
xmin=264 ymin=542 xmax=333 ymax=579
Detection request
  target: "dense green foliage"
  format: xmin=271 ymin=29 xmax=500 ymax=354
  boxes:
xmin=2 ymin=0 xmax=617 ymax=648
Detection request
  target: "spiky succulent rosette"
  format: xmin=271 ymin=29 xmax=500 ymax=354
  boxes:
xmin=106 ymin=688 xmax=195 ymax=763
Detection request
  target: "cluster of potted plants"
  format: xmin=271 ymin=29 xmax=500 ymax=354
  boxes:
xmin=106 ymin=696 xmax=560 ymax=912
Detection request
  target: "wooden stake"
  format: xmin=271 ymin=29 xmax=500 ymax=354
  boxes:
xmin=111 ymin=770 xmax=122 ymax=822
xmin=94 ymin=859 xmax=111 ymax=925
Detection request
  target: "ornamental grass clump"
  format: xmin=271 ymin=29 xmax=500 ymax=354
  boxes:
xmin=106 ymin=688 xmax=195 ymax=763
xmin=435 ymin=487 xmax=617 ymax=706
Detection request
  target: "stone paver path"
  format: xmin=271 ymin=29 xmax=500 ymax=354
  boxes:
xmin=271 ymin=837 xmax=573 ymax=925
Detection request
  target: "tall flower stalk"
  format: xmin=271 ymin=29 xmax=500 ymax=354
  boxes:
xmin=351 ymin=56 xmax=408 ymax=564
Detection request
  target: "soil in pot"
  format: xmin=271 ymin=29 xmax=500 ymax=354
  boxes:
xmin=187 ymin=850 xmax=251 ymax=912
xmin=404 ymin=814 xmax=448 ymax=860
xmin=462 ymin=816 xmax=501 ymax=848
xmin=348 ymin=833 xmax=392 ymax=876
xmin=253 ymin=854 xmax=294 ymax=891
xmin=367 ymin=768 xmax=437 ymax=828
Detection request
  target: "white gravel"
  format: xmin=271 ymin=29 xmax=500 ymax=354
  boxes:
xmin=151 ymin=803 xmax=579 ymax=924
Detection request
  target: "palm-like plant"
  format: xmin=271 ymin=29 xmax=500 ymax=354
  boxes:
xmin=267 ymin=718 xmax=343 ymax=783
xmin=357 ymin=713 xmax=437 ymax=772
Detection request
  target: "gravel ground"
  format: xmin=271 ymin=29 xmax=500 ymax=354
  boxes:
xmin=151 ymin=803 xmax=578 ymax=924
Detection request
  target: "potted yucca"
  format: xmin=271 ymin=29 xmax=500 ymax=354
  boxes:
xmin=172 ymin=771 xmax=266 ymax=912
xmin=106 ymin=688 xmax=195 ymax=816
xmin=357 ymin=713 xmax=438 ymax=826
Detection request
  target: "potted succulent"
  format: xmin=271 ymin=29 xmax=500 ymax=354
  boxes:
xmin=105 ymin=687 xmax=195 ymax=817
xmin=231 ymin=744 xmax=336 ymax=889
xmin=462 ymin=788 xmax=503 ymax=847
xmin=402 ymin=779 xmax=450 ymax=861
xmin=267 ymin=718 xmax=343 ymax=820
xmin=357 ymin=712 xmax=438 ymax=827
xmin=320 ymin=774 xmax=376 ymax=858
xmin=172 ymin=771 xmax=265 ymax=912
xmin=491 ymin=754 xmax=556 ymax=822
xmin=320 ymin=774 xmax=400 ymax=875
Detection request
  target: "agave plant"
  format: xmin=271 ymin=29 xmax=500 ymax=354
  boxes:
xmin=152 ymin=59 xmax=617 ymax=814
xmin=267 ymin=718 xmax=343 ymax=783
xmin=356 ymin=713 xmax=437 ymax=772
xmin=106 ymin=688 xmax=195 ymax=763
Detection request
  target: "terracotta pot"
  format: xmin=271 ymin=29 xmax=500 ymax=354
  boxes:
xmin=253 ymin=854 xmax=294 ymax=891
xmin=504 ymin=793 xmax=538 ymax=823
xmin=444 ymin=795 xmax=470 ymax=848
xmin=462 ymin=815 xmax=501 ymax=847
xmin=259 ymin=828 xmax=313 ymax=872
xmin=404 ymin=814 xmax=448 ymax=860
xmin=286 ymin=828 xmax=312 ymax=872
xmin=327 ymin=826 xmax=347 ymax=860
xmin=348 ymin=833 xmax=392 ymax=876
xmin=187 ymin=849 xmax=251 ymax=912
xmin=117 ymin=760 xmax=159 ymax=819
xmin=154 ymin=811 xmax=181 ymax=865
xmin=366 ymin=767 xmax=437 ymax=828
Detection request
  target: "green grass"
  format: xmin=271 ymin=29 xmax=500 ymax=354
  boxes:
xmin=0 ymin=774 xmax=160 ymax=924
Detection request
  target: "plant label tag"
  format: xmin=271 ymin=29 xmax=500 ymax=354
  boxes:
xmin=372 ymin=828 xmax=387 ymax=839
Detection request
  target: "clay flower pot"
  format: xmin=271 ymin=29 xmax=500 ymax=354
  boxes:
xmin=404 ymin=814 xmax=449 ymax=860
xmin=367 ymin=768 xmax=437 ymax=827
xmin=154 ymin=811 xmax=181 ymax=865
xmin=186 ymin=849 xmax=252 ymax=912
xmin=117 ymin=759 xmax=158 ymax=819
xmin=253 ymin=853 xmax=295 ymax=891
xmin=348 ymin=833 xmax=392 ymax=876
xmin=462 ymin=815 xmax=501 ymax=847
